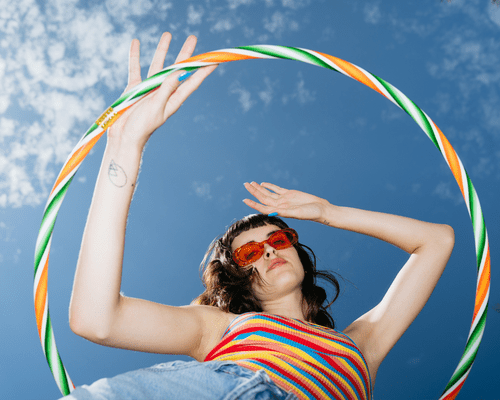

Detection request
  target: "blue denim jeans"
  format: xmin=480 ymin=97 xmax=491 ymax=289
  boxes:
xmin=59 ymin=360 xmax=299 ymax=400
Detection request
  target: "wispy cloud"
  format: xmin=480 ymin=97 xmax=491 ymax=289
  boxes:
xmin=242 ymin=26 xmax=255 ymax=38
xmin=489 ymin=3 xmax=500 ymax=27
xmin=229 ymin=81 xmax=255 ymax=112
xmin=211 ymin=18 xmax=234 ymax=32
xmin=480 ymin=91 xmax=500 ymax=130
xmin=263 ymin=166 xmax=299 ymax=186
xmin=426 ymin=31 xmax=500 ymax=178
xmin=263 ymin=11 xmax=299 ymax=37
xmin=282 ymin=71 xmax=316 ymax=105
xmin=187 ymin=4 xmax=204 ymax=25
xmin=105 ymin=0 xmax=171 ymax=22
xmin=0 ymin=0 xmax=160 ymax=208
xmin=388 ymin=15 xmax=436 ymax=39
xmin=374 ymin=1 xmax=500 ymax=181
xmin=227 ymin=0 xmax=254 ymax=10
xmin=381 ymin=107 xmax=405 ymax=122
xmin=433 ymin=181 xmax=463 ymax=205
xmin=295 ymin=72 xmax=316 ymax=104
xmin=281 ymin=0 xmax=311 ymax=10
xmin=192 ymin=181 xmax=212 ymax=200
xmin=428 ymin=32 xmax=500 ymax=95
xmin=319 ymin=26 xmax=335 ymax=42
xmin=364 ymin=4 xmax=382 ymax=24
xmin=259 ymin=77 xmax=276 ymax=106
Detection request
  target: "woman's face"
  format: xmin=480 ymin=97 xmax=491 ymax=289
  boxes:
xmin=231 ymin=224 xmax=305 ymax=301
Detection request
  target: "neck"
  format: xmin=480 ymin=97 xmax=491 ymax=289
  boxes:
xmin=260 ymin=291 xmax=308 ymax=322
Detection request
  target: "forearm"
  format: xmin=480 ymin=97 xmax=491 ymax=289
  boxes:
xmin=319 ymin=203 xmax=454 ymax=254
xmin=69 ymin=137 xmax=143 ymax=339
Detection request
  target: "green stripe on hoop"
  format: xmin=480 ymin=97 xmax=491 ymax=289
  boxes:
xmin=284 ymin=47 xmax=337 ymax=70
xmin=466 ymin=175 xmax=486 ymax=267
xmin=129 ymin=80 xmax=164 ymax=101
xmin=111 ymin=93 xmax=130 ymax=109
xmin=34 ymin=178 xmax=73 ymax=275
xmin=415 ymin=110 xmax=438 ymax=150
xmin=237 ymin=45 xmax=295 ymax=60
xmin=45 ymin=310 xmax=71 ymax=395
xmin=127 ymin=68 xmax=191 ymax=102
xmin=237 ymin=46 xmax=336 ymax=72
xmin=373 ymin=76 xmax=440 ymax=149
xmin=82 ymin=123 xmax=99 ymax=140
xmin=442 ymin=307 xmax=486 ymax=394
xmin=34 ymin=215 xmax=56 ymax=277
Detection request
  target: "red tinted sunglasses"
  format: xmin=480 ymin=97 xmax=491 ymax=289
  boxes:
xmin=232 ymin=228 xmax=299 ymax=267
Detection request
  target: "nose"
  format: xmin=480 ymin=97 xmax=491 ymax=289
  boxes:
xmin=263 ymin=243 xmax=277 ymax=259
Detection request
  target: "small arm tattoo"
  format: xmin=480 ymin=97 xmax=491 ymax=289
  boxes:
xmin=323 ymin=220 xmax=331 ymax=226
xmin=108 ymin=160 xmax=127 ymax=187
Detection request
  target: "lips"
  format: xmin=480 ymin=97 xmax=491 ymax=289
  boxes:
xmin=268 ymin=258 xmax=286 ymax=271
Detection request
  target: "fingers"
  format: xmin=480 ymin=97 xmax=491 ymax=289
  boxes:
xmin=243 ymin=182 xmax=283 ymax=217
xmin=174 ymin=35 xmax=198 ymax=64
xmin=160 ymin=64 xmax=218 ymax=118
xmin=261 ymin=182 xmax=287 ymax=194
xmin=243 ymin=198 xmax=288 ymax=219
xmin=147 ymin=32 xmax=172 ymax=78
xmin=245 ymin=182 xmax=279 ymax=202
xmin=243 ymin=182 xmax=295 ymax=217
xmin=153 ymin=69 xmax=190 ymax=112
xmin=120 ymin=34 xmax=215 ymax=130
xmin=125 ymin=32 xmax=190 ymax=93
xmin=154 ymin=34 xmax=214 ymax=117
xmin=242 ymin=198 xmax=271 ymax=214
xmin=127 ymin=39 xmax=142 ymax=90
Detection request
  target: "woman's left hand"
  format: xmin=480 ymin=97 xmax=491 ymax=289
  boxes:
xmin=243 ymin=182 xmax=331 ymax=222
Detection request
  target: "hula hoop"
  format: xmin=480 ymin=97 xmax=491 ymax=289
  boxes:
xmin=34 ymin=45 xmax=490 ymax=399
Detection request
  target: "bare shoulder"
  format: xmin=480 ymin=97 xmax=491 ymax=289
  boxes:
xmin=343 ymin=319 xmax=379 ymax=390
xmin=191 ymin=305 xmax=237 ymax=362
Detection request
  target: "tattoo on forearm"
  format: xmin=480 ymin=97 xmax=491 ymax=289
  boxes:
xmin=323 ymin=220 xmax=331 ymax=226
xmin=108 ymin=160 xmax=127 ymax=187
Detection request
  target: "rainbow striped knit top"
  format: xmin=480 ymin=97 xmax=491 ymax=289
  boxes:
xmin=204 ymin=312 xmax=372 ymax=400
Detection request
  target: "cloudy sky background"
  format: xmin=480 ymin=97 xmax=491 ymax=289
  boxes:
xmin=1 ymin=0 xmax=499 ymax=398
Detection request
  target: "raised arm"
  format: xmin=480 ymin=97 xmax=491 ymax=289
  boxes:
xmin=69 ymin=33 xmax=222 ymax=358
xmin=243 ymin=181 xmax=454 ymax=372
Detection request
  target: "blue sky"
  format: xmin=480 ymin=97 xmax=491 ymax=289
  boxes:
xmin=1 ymin=0 xmax=499 ymax=399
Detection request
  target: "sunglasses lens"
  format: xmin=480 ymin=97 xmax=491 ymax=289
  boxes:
xmin=269 ymin=232 xmax=290 ymax=248
xmin=269 ymin=229 xmax=297 ymax=249
xmin=235 ymin=243 xmax=263 ymax=266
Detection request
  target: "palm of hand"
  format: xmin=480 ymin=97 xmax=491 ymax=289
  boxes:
xmin=107 ymin=33 xmax=216 ymax=149
xmin=243 ymin=182 xmax=329 ymax=222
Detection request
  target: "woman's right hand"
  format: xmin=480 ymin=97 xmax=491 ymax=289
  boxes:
xmin=107 ymin=32 xmax=217 ymax=150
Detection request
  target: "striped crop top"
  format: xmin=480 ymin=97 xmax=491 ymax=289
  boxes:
xmin=204 ymin=312 xmax=372 ymax=400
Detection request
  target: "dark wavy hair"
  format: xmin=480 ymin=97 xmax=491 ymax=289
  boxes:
xmin=191 ymin=214 xmax=341 ymax=329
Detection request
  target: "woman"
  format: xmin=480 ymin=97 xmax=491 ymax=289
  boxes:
xmin=64 ymin=32 xmax=455 ymax=400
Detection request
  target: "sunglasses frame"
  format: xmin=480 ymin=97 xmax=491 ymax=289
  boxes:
xmin=232 ymin=228 xmax=299 ymax=267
